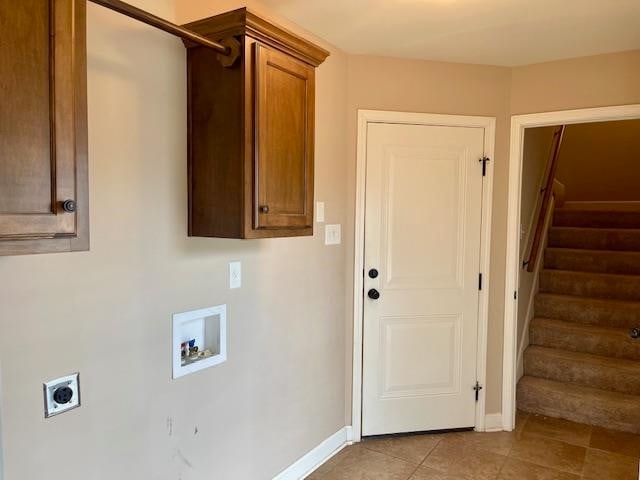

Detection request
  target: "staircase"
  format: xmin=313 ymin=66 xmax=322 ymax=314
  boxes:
xmin=518 ymin=203 xmax=640 ymax=433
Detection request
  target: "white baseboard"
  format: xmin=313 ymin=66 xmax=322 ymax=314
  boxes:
xmin=484 ymin=413 xmax=504 ymax=432
xmin=273 ymin=427 xmax=350 ymax=480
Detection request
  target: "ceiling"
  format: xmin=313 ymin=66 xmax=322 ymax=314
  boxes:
xmin=259 ymin=0 xmax=640 ymax=66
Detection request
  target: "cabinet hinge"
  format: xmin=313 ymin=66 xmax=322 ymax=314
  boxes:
xmin=514 ymin=291 xmax=518 ymax=300
xmin=478 ymin=273 xmax=483 ymax=291
xmin=479 ymin=156 xmax=490 ymax=176
xmin=473 ymin=381 xmax=483 ymax=402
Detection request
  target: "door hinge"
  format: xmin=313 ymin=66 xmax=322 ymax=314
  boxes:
xmin=473 ymin=381 xmax=483 ymax=402
xmin=479 ymin=156 xmax=490 ymax=176
xmin=478 ymin=273 xmax=483 ymax=291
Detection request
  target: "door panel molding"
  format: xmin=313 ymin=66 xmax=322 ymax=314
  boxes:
xmin=379 ymin=314 xmax=462 ymax=399
xmin=352 ymin=110 xmax=495 ymax=441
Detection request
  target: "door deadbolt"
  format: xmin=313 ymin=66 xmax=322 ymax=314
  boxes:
xmin=367 ymin=289 xmax=380 ymax=300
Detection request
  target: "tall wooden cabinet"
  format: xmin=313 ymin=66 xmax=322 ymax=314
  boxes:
xmin=0 ymin=0 xmax=88 ymax=255
xmin=184 ymin=9 xmax=329 ymax=238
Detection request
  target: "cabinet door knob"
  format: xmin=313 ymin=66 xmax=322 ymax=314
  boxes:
xmin=368 ymin=268 xmax=379 ymax=279
xmin=259 ymin=205 xmax=269 ymax=214
xmin=367 ymin=289 xmax=380 ymax=300
xmin=62 ymin=199 xmax=77 ymax=213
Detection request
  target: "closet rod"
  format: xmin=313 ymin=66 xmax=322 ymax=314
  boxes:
xmin=88 ymin=0 xmax=231 ymax=55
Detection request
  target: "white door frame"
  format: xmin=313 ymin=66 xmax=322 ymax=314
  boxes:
xmin=351 ymin=110 xmax=496 ymax=441
xmin=502 ymin=104 xmax=640 ymax=431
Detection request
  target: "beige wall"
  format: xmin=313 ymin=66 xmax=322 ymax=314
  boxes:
xmin=556 ymin=119 xmax=640 ymax=201
xmin=1 ymin=1 xmax=640 ymax=477
xmin=0 ymin=1 xmax=349 ymax=479
xmin=511 ymin=50 xmax=640 ymax=115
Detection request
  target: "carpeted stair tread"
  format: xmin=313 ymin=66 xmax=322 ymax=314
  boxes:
xmin=535 ymin=293 xmax=640 ymax=328
xmin=517 ymin=375 xmax=640 ymax=434
xmin=557 ymin=203 xmax=640 ymax=212
xmin=554 ymin=208 xmax=640 ymax=229
xmin=540 ymin=269 xmax=640 ymax=301
xmin=524 ymin=345 xmax=640 ymax=395
xmin=530 ymin=318 xmax=640 ymax=361
xmin=544 ymin=248 xmax=640 ymax=275
xmin=548 ymin=227 xmax=640 ymax=251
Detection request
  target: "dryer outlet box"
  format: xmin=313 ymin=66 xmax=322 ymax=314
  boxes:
xmin=43 ymin=373 xmax=80 ymax=418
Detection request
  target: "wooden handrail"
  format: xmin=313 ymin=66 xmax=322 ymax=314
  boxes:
xmin=88 ymin=0 xmax=231 ymax=55
xmin=524 ymin=125 xmax=566 ymax=272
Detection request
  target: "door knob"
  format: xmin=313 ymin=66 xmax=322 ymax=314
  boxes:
xmin=367 ymin=289 xmax=380 ymax=300
xmin=61 ymin=199 xmax=76 ymax=213
xmin=368 ymin=268 xmax=379 ymax=279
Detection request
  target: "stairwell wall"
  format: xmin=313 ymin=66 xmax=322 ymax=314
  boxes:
xmin=516 ymin=127 xmax=557 ymax=376
xmin=556 ymin=119 xmax=640 ymax=201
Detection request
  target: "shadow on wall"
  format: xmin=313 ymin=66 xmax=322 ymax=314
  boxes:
xmin=556 ymin=119 xmax=640 ymax=201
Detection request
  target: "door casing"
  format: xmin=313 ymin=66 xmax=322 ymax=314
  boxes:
xmin=351 ymin=110 xmax=495 ymax=442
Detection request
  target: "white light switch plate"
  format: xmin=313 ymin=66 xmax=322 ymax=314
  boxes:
xmin=229 ymin=261 xmax=241 ymax=289
xmin=316 ymin=202 xmax=325 ymax=223
xmin=325 ymin=224 xmax=341 ymax=245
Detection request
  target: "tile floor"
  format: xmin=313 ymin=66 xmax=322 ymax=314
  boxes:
xmin=306 ymin=412 xmax=640 ymax=480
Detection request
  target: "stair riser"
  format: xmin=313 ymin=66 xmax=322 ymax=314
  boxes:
xmin=530 ymin=322 xmax=640 ymax=361
xmin=545 ymin=249 xmax=640 ymax=275
xmin=535 ymin=295 xmax=640 ymax=329
xmin=554 ymin=210 xmax=640 ymax=229
xmin=524 ymin=350 xmax=640 ymax=396
xmin=517 ymin=378 xmax=640 ymax=434
xmin=540 ymin=270 xmax=640 ymax=301
xmin=548 ymin=228 xmax=640 ymax=251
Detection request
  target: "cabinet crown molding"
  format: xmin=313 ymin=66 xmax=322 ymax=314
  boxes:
xmin=183 ymin=7 xmax=330 ymax=67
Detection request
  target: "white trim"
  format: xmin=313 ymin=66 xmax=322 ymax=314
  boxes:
xmin=352 ymin=110 xmax=496 ymax=440
xmin=484 ymin=413 xmax=504 ymax=432
xmin=502 ymin=104 xmax=640 ymax=431
xmin=272 ymin=427 xmax=350 ymax=480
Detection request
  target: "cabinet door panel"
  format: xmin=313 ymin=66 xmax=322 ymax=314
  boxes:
xmin=254 ymin=44 xmax=314 ymax=229
xmin=0 ymin=0 xmax=84 ymax=242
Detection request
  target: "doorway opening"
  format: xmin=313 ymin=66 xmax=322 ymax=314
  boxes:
xmin=503 ymin=105 xmax=640 ymax=432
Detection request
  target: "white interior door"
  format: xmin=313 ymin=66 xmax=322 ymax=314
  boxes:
xmin=362 ymin=122 xmax=485 ymax=436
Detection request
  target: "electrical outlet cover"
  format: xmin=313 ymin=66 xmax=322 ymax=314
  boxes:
xmin=43 ymin=373 xmax=80 ymax=418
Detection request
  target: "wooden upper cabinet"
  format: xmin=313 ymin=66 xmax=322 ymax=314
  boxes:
xmin=184 ymin=8 xmax=328 ymax=239
xmin=254 ymin=44 xmax=315 ymax=230
xmin=0 ymin=0 xmax=88 ymax=255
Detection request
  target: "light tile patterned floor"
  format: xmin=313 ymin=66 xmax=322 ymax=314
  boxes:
xmin=306 ymin=412 xmax=640 ymax=480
